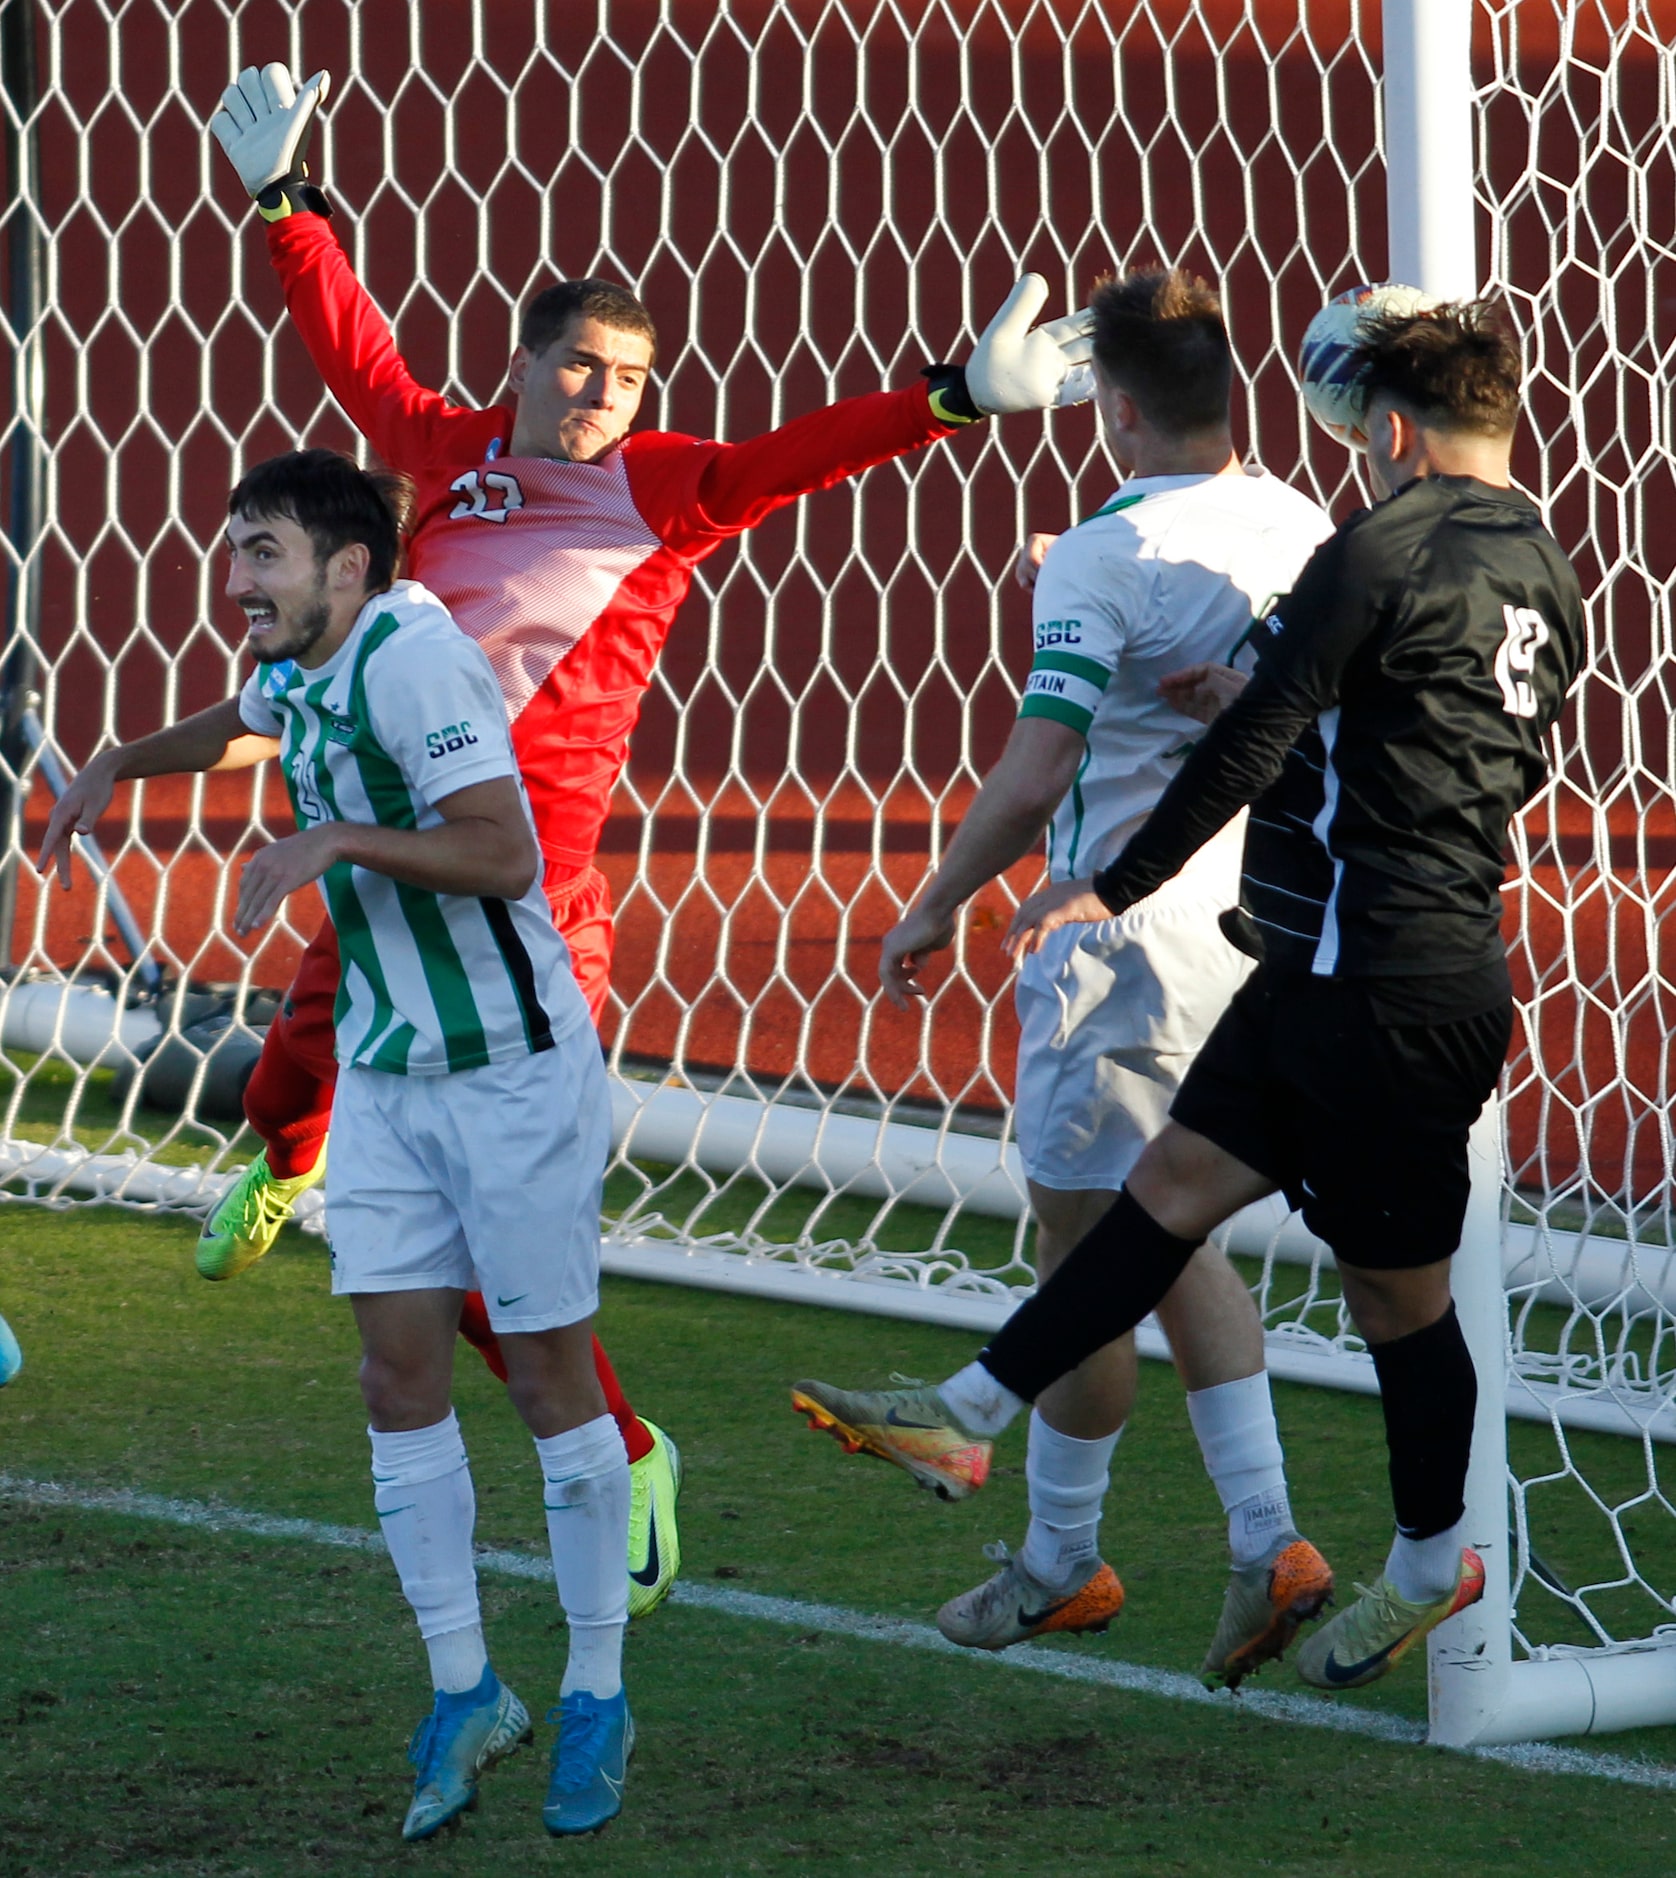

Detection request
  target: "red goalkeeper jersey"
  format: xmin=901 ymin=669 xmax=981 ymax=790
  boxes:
xmin=266 ymin=216 xmax=961 ymax=871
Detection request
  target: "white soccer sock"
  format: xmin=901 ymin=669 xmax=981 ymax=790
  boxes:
xmin=1016 ymin=1411 xmax=1122 ymax=1590
xmin=1386 ymin=1519 xmax=1468 ymax=1604
xmin=425 ymin=1625 xmax=491 ymax=1696
xmin=368 ymin=1413 xmax=488 ymax=1693
xmin=1185 ymin=1372 xmax=1294 ymax=1568
xmin=939 ymin=1362 xmax=1026 ymax=1438
xmin=535 ymin=1413 xmax=630 ymax=1701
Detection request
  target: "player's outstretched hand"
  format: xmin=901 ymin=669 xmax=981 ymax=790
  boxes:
xmin=36 ymin=751 xmax=120 ymax=889
xmin=1001 ymin=878 xmax=1111 ymax=964
xmin=964 ymin=277 xmax=1094 ymax=416
xmin=1013 ymin=532 xmax=1059 ymax=591
xmin=1157 ymin=661 xmax=1248 ymax=725
xmin=235 ymin=825 xmax=342 ymax=936
xmin=879 ymin=903 xmax=958 ymax=1009
xmin=209 ymin=63 xmax=330 ymax=198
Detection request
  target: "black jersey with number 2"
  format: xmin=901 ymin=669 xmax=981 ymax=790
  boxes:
xmin=1092 ymin=474 xmax=1586 ymax=984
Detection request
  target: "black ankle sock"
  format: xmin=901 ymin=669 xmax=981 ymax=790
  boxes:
xmin=1368 ymin=1302 xmax=1477 ymax=1539
xmin=978 ymin=1187 xmax=1200 ymax=1402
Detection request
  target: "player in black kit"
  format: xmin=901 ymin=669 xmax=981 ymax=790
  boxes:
xmin=793 ymin=299 xmax=1584 ymax=1690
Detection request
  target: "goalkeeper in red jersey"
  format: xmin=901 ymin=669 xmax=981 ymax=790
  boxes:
xmin=200 ymin=64 xmax=1094 ymax=1615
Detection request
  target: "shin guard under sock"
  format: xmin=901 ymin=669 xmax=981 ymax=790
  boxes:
xmin=979 ymin=1188 xmax=1201 ymax=1403
xmin=1368 ymin=1302 xmax=1477 ymax=1542
xmin=1018 ymin=1412 xmax=1121 ymax=1588
xmin=535 ymin=1414 xmax=630 ymax=1700
xmin=368 ymin=1414 xmax=483 ymax=1677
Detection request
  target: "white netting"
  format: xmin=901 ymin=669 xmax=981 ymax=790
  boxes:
xmin=0 ymin=0 xmax=1670 ymax=1677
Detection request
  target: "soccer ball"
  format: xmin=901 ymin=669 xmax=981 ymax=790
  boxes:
xmin=1298 ymin=283 xmax=1439 ymax=448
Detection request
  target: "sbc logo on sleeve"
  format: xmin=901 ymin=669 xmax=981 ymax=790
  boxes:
xmin=1034 ymin=618 xmax=1083 ymax=649
xmin=425 ymin=722 xmax=481 ymax=759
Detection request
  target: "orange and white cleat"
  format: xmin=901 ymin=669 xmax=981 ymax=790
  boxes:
xmin=936 ymin=1541 xmax=1124 ymax=1650
xmin=1202 ymin=1533 xmax=1335 ymax=1690
xmin=789 ymin=1376 xmax=992 ymax=1501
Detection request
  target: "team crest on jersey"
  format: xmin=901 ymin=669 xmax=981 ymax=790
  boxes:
xmin=323 ymin=711 xmax=357 ymax=745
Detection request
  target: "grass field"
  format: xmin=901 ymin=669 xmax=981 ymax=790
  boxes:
xmin=3 ymin=1203 xmax=1675 ymax=1878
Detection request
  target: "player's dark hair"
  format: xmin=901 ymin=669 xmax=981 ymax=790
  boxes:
xmin=1088 ymin=265 xmax=1232 ymax=435
xmin=519 ymin=280 xmax=658 ymax=362
xmin=228 ymin=449 xmax=412 ymax=592
xmin=1354 ymin=298 xmax=1522 ymax=438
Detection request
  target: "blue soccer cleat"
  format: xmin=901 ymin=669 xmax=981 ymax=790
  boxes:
xmin=0 ymin=1312 xmax=21 ymax=1387
xmin=401 ymin=1669 xmax=531 ymax=1842
xmin=543 ymin=1689 xmax=634 ymax=1836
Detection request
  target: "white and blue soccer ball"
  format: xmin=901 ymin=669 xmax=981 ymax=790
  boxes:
xmin=1298 ymin=283 xmax=1439 ymax=449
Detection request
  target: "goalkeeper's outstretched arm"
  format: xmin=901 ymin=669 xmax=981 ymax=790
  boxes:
xmin=691 ymin=278 xmax=1093 ymax=533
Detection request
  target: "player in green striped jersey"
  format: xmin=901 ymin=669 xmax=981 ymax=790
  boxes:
xmin=42 ymin=450 xmax=635 ymax=1840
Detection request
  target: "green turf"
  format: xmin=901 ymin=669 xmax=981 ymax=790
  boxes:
xmin=2 ymin=1204 xmax=1675 ymax=1876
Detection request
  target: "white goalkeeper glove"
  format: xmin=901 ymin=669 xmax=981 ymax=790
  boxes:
xmin=964 ymin=276 xmax=1095 ymax=415
xmin=209 ymin=63 xmax=331 ymax=210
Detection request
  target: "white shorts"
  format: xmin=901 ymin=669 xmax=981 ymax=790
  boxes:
xmin=325 ymin=1024 xmax=609 ymax=1334
xmin=1014 ymin=874 xmax=1252 ymax=1193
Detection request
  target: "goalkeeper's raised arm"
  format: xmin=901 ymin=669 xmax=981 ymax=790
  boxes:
xmin=203 ymin=59 xmax=1101 ymax=889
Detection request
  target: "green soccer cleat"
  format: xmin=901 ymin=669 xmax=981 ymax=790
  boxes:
xmin=937 ymin=1541 xmax=1125 ymax=1651
xmin=1200 ymin=1532 xmax=1335 ymax=1690
xmin=790 ymin=1376 xmax=992 ymax=1501
xmin=196 ymin=1144 xmax=327 ymax=1282
xmin=626 ymin=1421 xmax=683 ymax=1620
xmin=543 ymin=1689 xmax=634 ymax=1836
xmin=1296 ymin=1547 xmax=1485 ymax=1691
xmin=401 ymin=1671 xmax=532 ymax=1842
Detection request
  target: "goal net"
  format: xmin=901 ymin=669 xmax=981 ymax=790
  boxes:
xmin=0 ymin=0 xmax=1670 ymax=1737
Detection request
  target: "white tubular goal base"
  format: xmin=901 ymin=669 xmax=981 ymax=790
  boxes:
xmin=1430 ymin=1105 xmax=1676 ymax=1745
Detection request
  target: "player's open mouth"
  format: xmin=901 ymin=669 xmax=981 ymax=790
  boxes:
xmin=242 ymin=602 xmax=279 ymax=631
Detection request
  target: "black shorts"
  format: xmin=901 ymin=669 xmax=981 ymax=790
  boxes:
xmin=1170 ymin=968 xmax=1512 ymax=1270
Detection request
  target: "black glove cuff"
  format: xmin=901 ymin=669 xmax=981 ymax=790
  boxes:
xmin=255 ymin=178 xmax=334 ymax=223
xmin=921 ymin=364 xmax=983 ymax=427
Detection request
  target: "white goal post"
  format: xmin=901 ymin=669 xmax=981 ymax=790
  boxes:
xmin=0 ymin=0 xmax=1672 ymax=1749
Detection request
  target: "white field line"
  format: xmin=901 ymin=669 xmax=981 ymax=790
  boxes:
xmin=5 ymin=1471 xmax=1675 ymax=1793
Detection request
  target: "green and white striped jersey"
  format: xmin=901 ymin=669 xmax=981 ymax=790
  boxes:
xmin=1017 ymin=469 xmax=1334 ymax=881
xmin=238 ymin=580 xmax=589 ymax=1075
